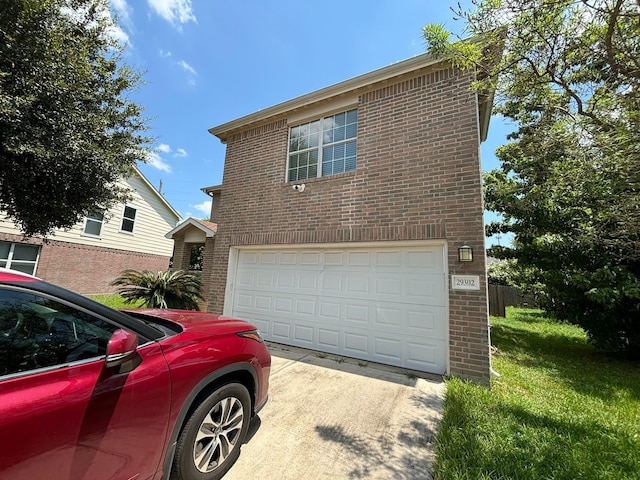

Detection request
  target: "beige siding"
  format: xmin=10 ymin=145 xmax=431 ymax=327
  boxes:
xmin=0 ymin=174 xmax=179 ymax=256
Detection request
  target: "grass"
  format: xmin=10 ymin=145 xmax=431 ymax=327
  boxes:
xmin=433 ymin=308 xmax=640 ymax=480
xmin=86 ymin=294 xmax=144 ymax=309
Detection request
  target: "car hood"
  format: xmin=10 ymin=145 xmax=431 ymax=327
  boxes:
xmin=121 ymin=309 xmax=257 ymax=336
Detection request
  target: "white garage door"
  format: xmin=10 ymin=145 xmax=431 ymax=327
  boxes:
xmin=228 ymin=244 xmax=448 ymax=374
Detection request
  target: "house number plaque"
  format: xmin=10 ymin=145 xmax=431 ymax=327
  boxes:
xmin=451 ymin=275 xmax=480 ymax=290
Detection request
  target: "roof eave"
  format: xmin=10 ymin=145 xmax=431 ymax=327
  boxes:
xmin=133 ymin=166 xmax=182 ymax=221
xmin=165 ymin=217 xmax=216 ymax=239
xmin=208 ymin=52 xmax=442 ymax=142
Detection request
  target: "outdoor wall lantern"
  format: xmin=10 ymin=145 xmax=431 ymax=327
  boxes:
xmin=458 ymin=245 xmax=473 ymax=262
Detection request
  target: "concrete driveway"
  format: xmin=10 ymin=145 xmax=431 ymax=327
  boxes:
xmin=225 ymin=343 xmax=446 ymax=480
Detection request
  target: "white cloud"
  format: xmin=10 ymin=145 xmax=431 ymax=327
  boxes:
xmin=193 ymin=200 xmax=212 ymax=216
xmin=174 ymin=148 xmax=188 ymax=157
xmin=146 ymin=151 xmax=171 ymax=172
xmin=107 ymin=23 xmax=130 ymax=44
xmin=160 ymin=49 xmax=172 ymax=57
xmin=147 ymin=0 xmax=196 ymax=29
xmin=178 ymin=60 xmax=197 ymax=76
xmin=158 ymin=143 xmax=172 ymax=153
xmin=109 ymin=0 xmax=133 ymax=28
xmin=63 ymin=1 xmax=130 ymax=45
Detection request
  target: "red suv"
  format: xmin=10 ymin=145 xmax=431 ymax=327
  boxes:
xmin=0 ymin=268 xmax=270 ymax=480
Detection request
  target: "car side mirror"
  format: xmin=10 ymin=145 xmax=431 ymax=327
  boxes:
xmin=105 ymin=329 xmax=138 ymax=368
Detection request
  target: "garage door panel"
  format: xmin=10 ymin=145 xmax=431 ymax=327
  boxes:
xmin=237 ymin=270 xmax=257 ymax=288
xmin=406 ymin=341 xmax=445 ymax=371
xmin=321 ymin=273 xmax=343 ymax=292
xmin=239 ymin=251 xmax=259 ymax=264
xmin=406 ymin=277 xmax=445 ymax=303
xmin=260 ymin=251 xmax=277 ymax=264
xmin=254 ymin=295 xmax=272 ymax=311
xmin=324 ymin=252 xmax=344 ymax=265
xmin=374 ymin=337 xmax=402 ymax=361
xmin=344 ymin=304 xmax=370 ymax=324
xmin=272 ymin=321 xmax=292 ymax=340
xmin=257 ymin=271 xmax=276 ymax=287
xmin=231 ymin=245 xmax=447 ymax=374
xmin=407 ymin=308 xmax=446 ymax=339
xmin=319 ymin=329 xmax=340 ymax=348
xmin=318 ymin=300 xmax=341 ymax=320
xmin=347 ymin=251 xmax=371 ymax=266
xmin=277 ymin=271 xmax=296 ymax=288
xmin=406 ymin=250 xmax=442 ymax=269
xmin=298 ymin=271 xmax=319 ymax=290
xmin=344 ymin=332 xmax=369 ymax=354
xmin=375 ymin=250 xmax=402 ymax=267
xmin=279 ymin=251 xmax=298 ymax=264
xmin=301 ymin=252 xmax=322 ymax=265
xmin=296 ymin=299 xmax=316 ymax=316
xmin=294 ymin=325 xmax=314 ymax=343
xmin=345 ymin=276 xmax=371 ymax=295
xmin=375 ymin=278 xmax=402 ymax=296
xmin=274 ymin=297 xmax=294 ymax=313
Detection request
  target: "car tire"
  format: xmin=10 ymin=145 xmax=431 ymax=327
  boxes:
xmin=171 ymin=383 xmax=251 ymax=480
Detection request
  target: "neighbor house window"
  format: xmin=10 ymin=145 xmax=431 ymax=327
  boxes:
xmin=287 ymin=108 xmax=358 ymax=182
xmin=0 ymin=241 xmax=40 ymax=275
xmin=120 ymin=206 xmax=136 ymax=233
xmin=83 ymin=212 xmax=104 ymax=237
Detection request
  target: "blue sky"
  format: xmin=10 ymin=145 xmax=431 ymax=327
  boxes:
xmin=109 ymin=0 xmax=513 ymax=246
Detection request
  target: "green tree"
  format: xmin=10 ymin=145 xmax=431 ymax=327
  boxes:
xmin=0 ymin=0 xmax=151 ymax=237
xmin=424 ymin=0 xmax=640 ymax=356
xmin=189 ymin=245 xmax=204 ymax=271
xmin=111 ymin=270 xmax=205 ymax=311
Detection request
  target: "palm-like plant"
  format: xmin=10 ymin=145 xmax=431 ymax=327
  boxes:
xmin=111 ymin=269 xmax=205 ymax=310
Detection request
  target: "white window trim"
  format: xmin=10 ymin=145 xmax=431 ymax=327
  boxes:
xmin=119 ymin=205 xmax=137 ymax=234
xmin=0 ymin=242 xmax=40 ymax=275
xmin=82 ymin=212 xmax=104 ymax=238
xmin=286 ymin=108 xmax=358 ymax=183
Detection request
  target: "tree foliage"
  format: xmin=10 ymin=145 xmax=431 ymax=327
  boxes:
xmin=424 ymin=0 xmax=640 ymax=356
xmin=0 ymin=0 xmax=151 ymax=237
xmin=111 ymin=269 xmax=205 ymax=311
xmin=189 ymin=245 xmax=204 ymax=271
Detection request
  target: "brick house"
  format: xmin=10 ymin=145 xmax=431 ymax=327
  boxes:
xmin=181 ymin=51 xmax=497 ymax=384
xmin=0 ymin=168 xmax=180 ymax=294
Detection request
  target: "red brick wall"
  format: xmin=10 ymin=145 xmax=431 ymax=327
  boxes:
xmin=1 ymin=233 xmax=170 ymax=294
xmin=209 ymin=65 xmax=490 ymax=384
xmin=171 ymin=235 xmax=191 ymax=271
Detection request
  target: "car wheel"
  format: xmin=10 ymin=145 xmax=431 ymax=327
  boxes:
xmin=172 ymin=383 xmax=251 ymax=480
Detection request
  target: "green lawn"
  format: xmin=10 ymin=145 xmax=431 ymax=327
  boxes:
xmin=87 ymin=294 xmax=144 ymax=309
xmin=433 ymin=308 xmax=640 ymax=480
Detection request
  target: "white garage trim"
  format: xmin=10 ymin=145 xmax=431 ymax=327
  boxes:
xmin=224 ymin=241 xmax=449 ymax=374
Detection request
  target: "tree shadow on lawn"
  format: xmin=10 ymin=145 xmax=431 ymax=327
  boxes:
xmin=491 ymin=321 xmax=640 ymax=401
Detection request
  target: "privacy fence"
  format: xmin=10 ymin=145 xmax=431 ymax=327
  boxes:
xmin=488 ymin=284 xmax=536 ymax=317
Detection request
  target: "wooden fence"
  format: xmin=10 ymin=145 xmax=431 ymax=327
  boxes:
xmin=488 ymin=284 xmax=535 ymax=317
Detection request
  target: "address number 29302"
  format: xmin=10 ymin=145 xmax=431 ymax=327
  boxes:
xmin=451 ymin=275 xmax=480 ymax=291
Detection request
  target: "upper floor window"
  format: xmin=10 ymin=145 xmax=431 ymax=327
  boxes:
xmin=120 ymin=206 xmax=137 ymax=233
xmin=0 ymin=242 xmax=39 ymax=275
xmin=83 ymin=212 xmax=104 ymax=237
xmin=287 ymin=109 xmax=358 ymax=182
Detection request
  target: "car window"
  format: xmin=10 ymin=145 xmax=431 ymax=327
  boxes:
xmin=0 ymin=288 xmax=118 ymax=377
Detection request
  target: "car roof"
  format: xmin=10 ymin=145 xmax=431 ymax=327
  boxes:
xmin=0 ymin=268 xmax=40 ymax=283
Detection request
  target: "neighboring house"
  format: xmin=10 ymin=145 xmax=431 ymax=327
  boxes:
xmin=175 ymin=49 xmax=498 ymax=384
xmin=0 ymin=168 xmax=181 ymax=294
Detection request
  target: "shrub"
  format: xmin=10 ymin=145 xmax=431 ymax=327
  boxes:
xmin=110 ymin=269 xmax=204 ymax=310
